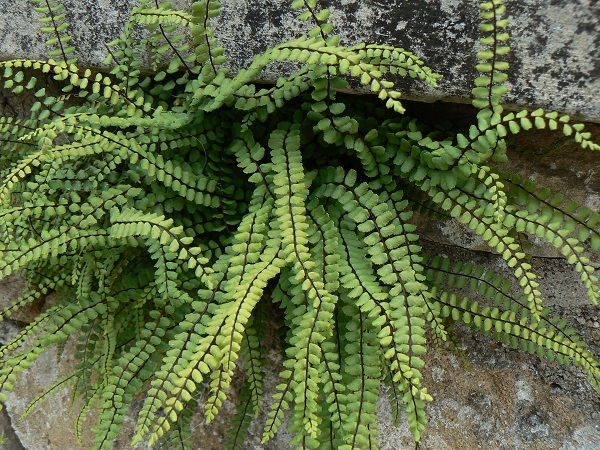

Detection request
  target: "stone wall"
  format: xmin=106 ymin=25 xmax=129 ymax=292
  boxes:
xmin=0 ymin=1 xmax=599 ymax=449
xmin=1 ymin=0 xmax=599 ymax=122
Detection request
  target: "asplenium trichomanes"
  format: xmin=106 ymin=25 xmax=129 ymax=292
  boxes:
xmin=0 ymin=0 xmax=598 ymax=448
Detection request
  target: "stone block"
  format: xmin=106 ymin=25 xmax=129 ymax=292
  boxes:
xmin=1 ymin=1 xmax=599 ymax=122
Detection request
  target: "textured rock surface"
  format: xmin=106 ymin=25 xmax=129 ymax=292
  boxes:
xmin=0 ymin=408 xmax=26 ymax=450
xmin=1 ymin=0 xmax=599 ymax=122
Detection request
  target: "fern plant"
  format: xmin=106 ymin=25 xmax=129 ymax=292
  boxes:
xmin=0 ymin=0 xmax=598 ymax=448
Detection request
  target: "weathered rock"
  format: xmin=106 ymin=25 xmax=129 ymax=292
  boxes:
xmin=1 ymin=0 xmax=599 ymax=122
xmin=0 ymin=407 xmax=26 ymax=450
xmin=0 ymin=324 xmax=26 ymax=450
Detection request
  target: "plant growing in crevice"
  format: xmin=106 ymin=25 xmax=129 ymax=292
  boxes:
xmin=0 ymin=0 xmax=598 ymax=448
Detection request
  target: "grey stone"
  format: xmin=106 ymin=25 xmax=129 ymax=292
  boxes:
xmin=0 ymin=408 xmax=25 ymax=450
xmin=559 ymin=424 xmax=600 ymax=450
xmin=0 ymin=1 xmax=599 ymax=122
xmin=0 ymin=323 xmax=26 ymax=450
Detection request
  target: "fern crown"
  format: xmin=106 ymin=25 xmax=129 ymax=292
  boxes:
xmin=0 ymin=0 xmax=598 ymax=448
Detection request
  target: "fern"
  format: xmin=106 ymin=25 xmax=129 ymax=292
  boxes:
xmin=0 ymin=0 xmax=598 ymax=449
xmin=31 ymin=0 xmax=77 ymax=64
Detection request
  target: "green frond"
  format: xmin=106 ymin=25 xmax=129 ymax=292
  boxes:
xmin=434 ymin=290 xmax=600 ymax=392
xmin=31 ymin=0 xmax=77 ymax=64
xmin=271 ymin=166 xmax=338 ymax=439
xmin=500 ymin=110 xmax=600 ymax=151
xmin=337 ymin=301 xmax=381 ymax=449
xmin=349 ymin=43 xmax=442 ymax=88
xmin=472 ymin=0 xmax=509 ymax=119
xmin=226 ymin=314 xmax=266 ymax=449
xmin=292 ymin=0 xmax=335 ymax=39
xmin=423 ymin=181 xmax=546 ymax=318
xmin=190 ymin=0 xmax=227 ymax=72
xmin=204 ymin=245 xmax=282 ymax=423
xmin=20 ymin=371 xmax=77 ymax=420
xmin=502 ymin=181 xmax=599 ymax=304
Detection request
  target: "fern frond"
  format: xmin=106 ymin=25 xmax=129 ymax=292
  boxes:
xmin=226 ymin=314 xmax=266 ymax=449
xmin=31 ymin=0 xmax=77 ymax=64
xmin=190 ymin=0 xmax=227 ymax=74
xmin=472 ymin=0 xmax=509 ymax=120
xmin=314 ymin=167 xmax=432 ymax=440
xmin=20 ymin=371 xmax=77 ymax=420
xmin=291 ymin=0 xmax=335 ymax=39
xmin=337 ymin=301 xmax=381 ymax=449
xmin=349 ymin=43 xmax=442 ymax=88
xmin=433 ymin=289 xmax=600 ymax=392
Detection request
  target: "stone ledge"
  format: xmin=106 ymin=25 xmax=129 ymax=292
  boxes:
xmin=1 ymin=0 xmax=599 ymax=122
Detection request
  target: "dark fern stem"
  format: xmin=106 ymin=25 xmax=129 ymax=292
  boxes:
xmin=0 ymin=0 xmax=598 ymax=449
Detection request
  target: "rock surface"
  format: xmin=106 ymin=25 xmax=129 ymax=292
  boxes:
xmin=1 ymin=0 xmax=599 ymax=122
